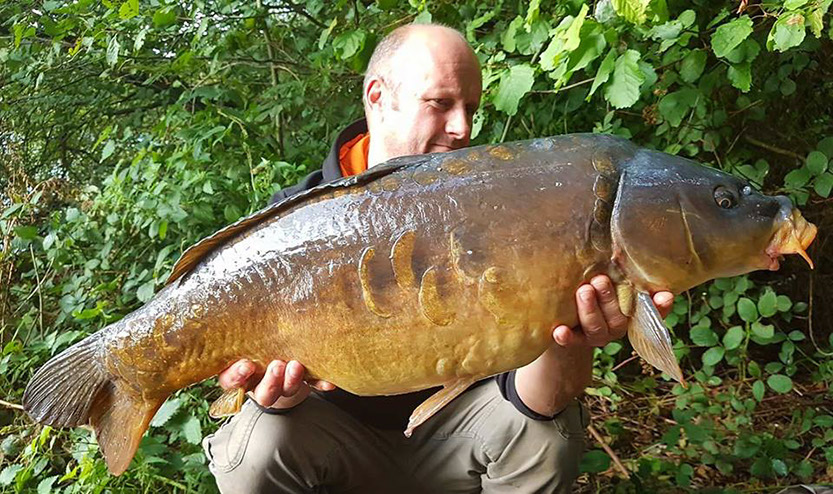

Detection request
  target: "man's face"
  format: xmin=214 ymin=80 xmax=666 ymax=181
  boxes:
xmin=367 ymin=34 xmax=482 ymax=164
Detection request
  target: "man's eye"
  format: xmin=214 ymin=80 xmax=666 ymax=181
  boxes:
xmin=431 ymin=99 xmax=451 ymax=108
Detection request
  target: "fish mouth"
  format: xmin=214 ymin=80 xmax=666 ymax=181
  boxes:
xmin=765 ymin=208 xmax=817 ymax=270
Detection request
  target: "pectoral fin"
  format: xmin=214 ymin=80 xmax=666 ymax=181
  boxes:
xmin=209 ymin=387 xmax=246 ymax=418
xmin=628 ymin=292 xmax=686 ymax=386
xmin=405 ymin=377 xmax=476 ymax=437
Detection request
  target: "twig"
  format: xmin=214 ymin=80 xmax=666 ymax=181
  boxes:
xmin=587 ymin=425 xmax=630 ymax=479
xmin=744 ymin=135 xmax=805 ymax=162
xmin=0 ymin=399 xmax=24 ymax=411
xmin=530 ymin=77 xmax=594 ymax=95
xmin=807 ymin=270 xmax=833 ymax=356
xmin=500 ymin=114 xmax=512 ymax=143
xmin=611 ymin=355 xmax=639 ymax=372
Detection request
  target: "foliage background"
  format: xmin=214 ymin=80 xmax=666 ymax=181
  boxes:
xmin=1 ymin=0 xmax=832 ymax=492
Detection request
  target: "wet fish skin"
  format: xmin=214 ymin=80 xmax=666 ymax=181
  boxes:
xmin=22 ymin=134 xmax=815 ymax=475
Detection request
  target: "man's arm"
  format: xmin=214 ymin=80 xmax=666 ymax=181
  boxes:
xmin=515 ymin=275 xmax=674 ymax=417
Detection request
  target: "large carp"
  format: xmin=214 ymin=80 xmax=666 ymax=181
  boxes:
xmin=24 ymin=134 xmax=815 ymax=474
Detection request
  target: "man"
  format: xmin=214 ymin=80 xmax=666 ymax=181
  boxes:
xmin=203 ymin=24 xmax=673 ymax=493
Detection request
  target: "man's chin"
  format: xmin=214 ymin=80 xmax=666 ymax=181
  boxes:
xmin=429 ymin=144 xmax=457 ymax=153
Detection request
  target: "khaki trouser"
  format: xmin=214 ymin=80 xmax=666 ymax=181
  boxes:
xmin=203 ymin=380 xmax=588 ymax=494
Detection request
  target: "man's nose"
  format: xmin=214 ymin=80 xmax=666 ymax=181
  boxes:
xmin=445 ymin=107 xmax=471 ymax=143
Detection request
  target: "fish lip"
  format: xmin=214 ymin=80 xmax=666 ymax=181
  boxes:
xmin=764 ymin=205 xmax=817 ymax=270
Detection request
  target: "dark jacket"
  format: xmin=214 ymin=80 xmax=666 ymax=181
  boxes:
xmin=268 ymin=119 xmax=550 ymax=429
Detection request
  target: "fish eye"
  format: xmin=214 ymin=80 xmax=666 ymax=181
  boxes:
xmin=714 ymin=186 xmax=738 ymax=209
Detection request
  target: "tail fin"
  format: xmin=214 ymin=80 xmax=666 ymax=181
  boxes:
xmin=23 ymin=333 xmax=165 ymax=475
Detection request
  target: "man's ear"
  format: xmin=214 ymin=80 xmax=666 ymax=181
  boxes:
xmin=364 ymin=77 xmax=384 ymax=112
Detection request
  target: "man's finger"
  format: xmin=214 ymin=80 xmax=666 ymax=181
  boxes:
xmin=590 ymin=276 xmax=629 ymax=339
xmin=553 ymin=324 xmax=586 ymax=347
xmin=282 ymin=360 xmax=305 ymax=397
xmin=653 ymin=291 xmax=675 ymax=319
xmin=575 ymin=284 xmax=608 ymax=343
xmin=218 ymin=359 xmax=255 ymax=390
xmin=252 ymin=360 xmax=287 ymax=407
xmin=308 ymin=379 xmax=336 ymax=392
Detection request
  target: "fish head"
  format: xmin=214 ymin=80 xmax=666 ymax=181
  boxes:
xmin=611 ymin=149 xmax=816 ymax=293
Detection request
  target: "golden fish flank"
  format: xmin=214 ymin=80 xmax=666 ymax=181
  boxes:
xmin=22 ymin=133 xmax=816 ymax=476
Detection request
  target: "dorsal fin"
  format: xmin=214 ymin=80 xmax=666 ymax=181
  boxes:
xmin=166 ymin=155 xmax=430 ymax=285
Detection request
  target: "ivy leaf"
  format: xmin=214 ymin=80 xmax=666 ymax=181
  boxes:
xmin=723 ymin=326 xmax=744 ymax=350
xmin=752 ymin=380 xmax=765 ymax=401
xmin=679 ymin=50 xmax=706 ymax=83
xmin=767 ymin=13 xmax=806 ymax=52
xmin=494 ymin=64 xmax=535 ymax=116
xmin=587 ymin=49 xmax=615 ymax=100
xmin=702 ymin=346 xmax=725 ymax=366
xmin=711 ymin=16 xmax=753 ymax=58
xmin=604 ymin=50 xmax=644 ymax=109
xmin=150 ymin=398 xmax=182 ymax=427
xmin=806 ymin=151 xmax=828 ymax=175
xmin=767 ymin=374 xmax=793 ymax=394
xmin=181 ymin=414 xmax=202 ymax=444
xmin=727 ymin=62 xmax=752 ymax=92
xmin=737 ymin=297 xmax=758 ymax=322
xmin=814 ymin=172 xmax=833 ymax=197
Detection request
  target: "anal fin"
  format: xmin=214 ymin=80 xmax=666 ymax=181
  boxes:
xmin=89 ymin=383 xmax=165 ymax=475
xmin=628 ymin=292 xmax=686 ymax=386
xmin=209 ymin=387 xmax=246 ymax=418
xmin=405 ymin=377 xmax=476 ymax=437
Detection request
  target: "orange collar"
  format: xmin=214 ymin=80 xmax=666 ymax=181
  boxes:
xmin=338 ymin=133 xmax=370 ymax=177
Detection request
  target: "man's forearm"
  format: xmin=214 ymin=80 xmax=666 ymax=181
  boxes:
xmin=514 ymin=343 xmax=593 ymax=418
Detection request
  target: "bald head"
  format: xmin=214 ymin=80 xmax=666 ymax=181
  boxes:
xmin=362 ymin=24 xmax=482 ymax=167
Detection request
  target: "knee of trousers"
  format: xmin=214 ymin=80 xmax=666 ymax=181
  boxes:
xmin=203 ymin=400 xmax=335 ymax=490
xmin=485 ymin=399 xmax=589 ymax=486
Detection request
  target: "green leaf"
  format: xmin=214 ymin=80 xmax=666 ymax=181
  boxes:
xmin=757 ymin=290 xmax=777 ymax=318
xmin=752 ymin=380 xmax=765 ymax=401
xmin=494 ymin=64 xmax=535 ymax=116
xmin=587 ymin=49 xmax=616 ymax=99
xmin=0 ymin=465 xmax=21 ymax=486
xmin=100 ymin=140 xmax=116 ymax=161
xmin=604 ymin=50 xmax=644 ymax=109
xmin=814 ymin=173 xmax=833 ymax=197
xmin=702 ymin=346 xmax=725 ymax=366
xmin=691 ymin=326 xmax=718 ymax=346
xmin=106 ymin=36 xmax=120 ymax=67
xmin=772 ymin=458 xmax=788 ymax=476
xmin=152 ymin=8 xmax=177 ymax=28
xmin=785 ymin=0 xmax=809 ymax=9
xmin=150 ymin=398 xmax=182 ymax=427
xmin=807 ymin=151 xmax=828 ymax=175
xmin=679 ymin=50 xmax=706 ymax=83
xmin=579 ymin=449 xmax=611 ymax=473
xmin=711 ymin=16 xmax=753 ymax=58
xmin=658 ymin=88 xmax=699 ymax=126
xmin=738 ymin=297 xmax=758 ymax=322
xmin=181 ymin=415 xmax=202 ymax=444
xmin=785 ymin=167 xmax=811 ymax=189
xmin=767 ymin=13 xmax=807 ymax=52
xmin=814 ymin=414 xmax=833 ymax=427
xmin=727 ymin=62 xmax=752 ymax=92
xmin=333 ymin=30 xmax=366 ymax=60
xmin=37 ymin=475 xmax=58 ymax=494
xmin=118 ymin=0 xmax=139 ymax=20
xmin=14 ymin=225 xmax=38 ymax=240
xmin=611 ymin=0 xmax=650 ymax=25
xmin=776 ymin=295 xmax=793 ymax=312
xmin=752 ymin=321 xmax=775 ymax=339
xmin=767 ymin=374 xmax=793 ymax=393
xmin=723 ymin=326 xmax=744 ymax=350
xmin=501 ymin=16 xmax=523 ymax=53
xmin=564 ymin=5 xmax=589 ymax=53
xmin=137 ymin=280 xmax=155 ymax=303
xmin=748 ymin=360 xmax=762 ymax=377
xmin=809 ymin=8 xmax=824 ymax=37
xmin=818 ymin=136 xmax=833 ymax=159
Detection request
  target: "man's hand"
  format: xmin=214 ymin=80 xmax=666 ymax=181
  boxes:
xmin=217 ymin=359 xmax=335 ymax=409
xmin=553 ymin=275 xmax=675 ymax=348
